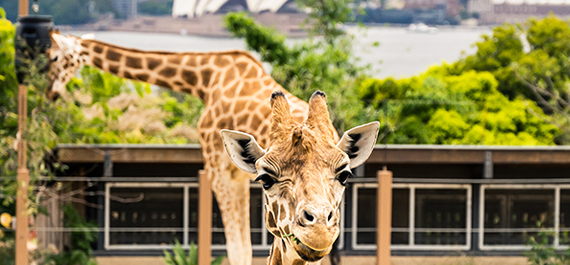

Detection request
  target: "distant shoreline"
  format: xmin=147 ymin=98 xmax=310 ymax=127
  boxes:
xmin=66 ymin=13 xmax=310 ymax=38
xmin=59 ymin=14 xmax=493 ymax=39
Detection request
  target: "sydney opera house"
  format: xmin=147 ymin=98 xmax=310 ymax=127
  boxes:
xmin=172 ymin=0 xmax=298 ymax=17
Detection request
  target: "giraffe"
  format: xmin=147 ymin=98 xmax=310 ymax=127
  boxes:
xmin=221 ymin=90 xmax=379 ymax=265
xmin=46 ymin=31 xmax=311 ymax=265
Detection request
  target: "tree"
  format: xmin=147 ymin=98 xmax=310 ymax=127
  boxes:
xmin=451 ymin=15 xmax=570 ymax=144
xmin=224 ymin=0 xmax=375 ymax=134
xmin=356 ymin=65 xmax=558 ymax=145
xmin=0 ymin=8 xmax=203 ymax=263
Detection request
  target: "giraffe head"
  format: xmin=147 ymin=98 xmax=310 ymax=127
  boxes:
xmin=46 ymin=31 xmax=87 ymax=100
xmin=221 ymin=91 xmax=379 ymax=262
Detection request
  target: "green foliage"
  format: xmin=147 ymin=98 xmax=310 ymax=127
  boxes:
xmin=138 ymin=0 xmax=174 ymax=16
xmin=0 ymin=7 xmax=203 ymax=263
xmin=356 ymin=65 xmax=558 ymax=145
xmin=224 ymin=0 xmax=374 ymax=133
xmin=45 ymin=205 xmax=98 ymax=265
xmin=452 ymin=15 xmax=570 ymax=143
xmin=1 ymin=0 xmax=118 ymax=24
xmin=163 ymin=240 xmax=225 ymax=265
xmin=525 ymin=229 xmax=570 ymax=265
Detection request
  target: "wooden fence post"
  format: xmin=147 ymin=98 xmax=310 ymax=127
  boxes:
xmin=198 ymin=170 xmax=212 ymax=265
xmin=377 ymin=167 xmax=392 ymax=265
xmin=15 ymin=84 xmax=29 ymax=265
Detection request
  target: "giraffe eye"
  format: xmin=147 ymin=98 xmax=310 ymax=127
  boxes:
xmin=337 ymin=171 xmax=353 ymax=186
xmin=255 ymin=174 xmax=276 ymax=190
xmin=51 ymin=56 xmax=58 ymax=62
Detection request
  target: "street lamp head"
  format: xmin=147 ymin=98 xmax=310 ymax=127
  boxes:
xmin=15 ymin=14 xmax=53 ymax=84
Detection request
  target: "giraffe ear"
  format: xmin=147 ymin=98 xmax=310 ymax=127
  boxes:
xmin=220 ymin=129 xmax=266 ymax=174
xmin=337 ymin=121 xmax=380 ymax=169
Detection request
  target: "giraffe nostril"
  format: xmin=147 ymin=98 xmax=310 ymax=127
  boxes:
xmin=327 ymin=212 xmax=333 ymax=222
xmin=303 ymin=211 xmax=315 ymax=222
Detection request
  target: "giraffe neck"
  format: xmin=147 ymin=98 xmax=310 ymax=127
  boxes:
xmin=77 ymin=39 xmax=263 ymax=103
xmin=268 ymin=238 xmax=315 ymax=265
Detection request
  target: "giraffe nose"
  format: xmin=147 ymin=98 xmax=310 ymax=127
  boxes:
xmin=301 ymin=207 xmax=336 ymax=227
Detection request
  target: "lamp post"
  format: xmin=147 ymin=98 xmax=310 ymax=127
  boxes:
xmin=15 ymin=1 xmax=52 ymax=264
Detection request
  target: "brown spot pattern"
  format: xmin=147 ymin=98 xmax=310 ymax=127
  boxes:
xmin=237 ymin=113 xmax=249 ymax=125
xmin=201 ymin=68 xmax=213 ymax=87
xmin=245 ymin=66 xmax=258 ymax=79
xmin=239 ymin=82 xmax=256 ymax=97
xmin=197 ymin=90 xmax=205 ymax=100
xmin=260 ymin=124 xmax=269 ymax=135
xmin=123 ymin=71 xmax=133 ymax=79
xmin=217 ymin=116 xmax=234 ymax=129
xmin=223 ymin=83 xmax=237 ymax=98
xmin=251 ymin=115 xmax=262 ymax=129
xmin=167 ymin=57 xmax=181 ymax=64
xmin=126 ymin=56 xmax=143 ymax=69
xmin=147 ymin=57 xmax=162 ymax=70
xmin=182 ymin=70 xmax=198 ymax=86
xmin=223 ymin=68 xmax=237 ymax=86
xmin=109 ymin=65 xmax=119 ymax=74
xmin=92 ymin=57 xmax=103 ymax=68
xmin=234 ymin=100 xmax=247 ymax=113
xmin=158 ymin=67 xmax=177 ymax=78
xmin=156 ymin=79 xmax=171 ymax=88
xmin=201 ymin=111 xmax=213 ymax=128
xmin=106 ymin=49 xmax=122 ymax=62
xmin=186 ymin=57 xmax=197 ymax=67
xmin=211 ymin=89 xmax=221 ymax=102
xmin=135 ymin=73 xmax=149 ymax=82
xmin=200 ymin=55 xmax=210 ymax=65
xmin=236 ymin=62 xmax=248 ymax=76
xmin=93 ymin=45 xmax=103 ymax=54
xmin=214 ymin=56 xmax=230 ymax=68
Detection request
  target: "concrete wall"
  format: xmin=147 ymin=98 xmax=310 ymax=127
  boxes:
xmin=96 ymin=256 xmax=528 ymax=265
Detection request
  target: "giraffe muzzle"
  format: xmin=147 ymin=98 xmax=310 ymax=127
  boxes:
xmin=292 ymin=239 xmax=333 ymax=262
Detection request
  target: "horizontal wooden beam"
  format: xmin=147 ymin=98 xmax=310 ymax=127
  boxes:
xmin=57 ymin=145 xmax=203 ymax=163
xmin=56 ymin=144 xmax=570 ymax=164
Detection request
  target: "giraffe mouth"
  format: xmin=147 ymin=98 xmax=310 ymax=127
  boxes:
xmin=291 ymin=237 xmax=332 ymax=262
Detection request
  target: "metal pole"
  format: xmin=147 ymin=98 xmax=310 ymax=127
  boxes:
xmin=19 ymin=0 xmax=29 ymax=16
xmin=198 ymin=170 xmax=212 ymax=265
xmin=15 ymin=84 xmax=29 ymax=265
xmin=377 ymin=167 xmax=392 ymax=265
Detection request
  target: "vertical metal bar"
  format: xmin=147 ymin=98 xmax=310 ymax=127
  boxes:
xmin=184 ymin=186 xmax=189 ymax=247
xmin=104 ymin=184 xmax=111 ymax=249
xmin=409 ymin=186 xmax=415 ymax=246
xmin=377 ymin=168 xmax=392 ymax=265
xmin=471 ymin=184 xmax=480 ymax=251
xmin=103 ymin=150 xmax=112 ymax=177
xmin=19 ymin=0 xmax=29 ymax=16
xmin=15 ymin=84 xmax=29 ymax=265
xmin=261 ymin=189 xmax=267 ymax=247
xmin=466 ymin=186 xmax=473 ymax=250
xmin=484 ymin=151 xmax=493 ymax=179
xmin=555 ymin=187 xmax=560 ymax=248
xmin=478 ymin=185 xmax=486 ymax=250
xmin=96 ymin=182 xmax=105 ymax=251
xmin=198 ymin=170 xmax=212 ymax=265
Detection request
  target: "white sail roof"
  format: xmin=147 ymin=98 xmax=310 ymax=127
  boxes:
xmin=258 ymin=0 xmax=289 ymax=12
xmin=172 ymin=0 xmax=291 ymax=17
xmin=172 ymin=0 xmax=198 ymax=17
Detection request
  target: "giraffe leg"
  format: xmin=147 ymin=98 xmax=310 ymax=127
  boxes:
xmin=210 ymin=165 xmax=253 ymax=265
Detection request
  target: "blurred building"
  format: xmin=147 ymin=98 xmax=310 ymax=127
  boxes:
xmin=469 ymin=0 xmax=570 ymax=24
xmin=111 ymin=0 xmax=138 ymax=19
xmin=172 ymin=0 xmax=298 ymax=18
xmin=36 ymin=144 xmax=570 ymax=265
xmin=403 ymin=0 xmax=462 ymax=19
